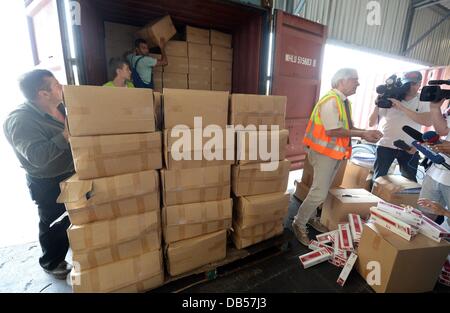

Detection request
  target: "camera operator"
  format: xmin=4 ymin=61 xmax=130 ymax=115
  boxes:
xmin=418 ymin=99 xmax=450 ymax=226
xmin=369 ymin=71 xmax=432 ymax=182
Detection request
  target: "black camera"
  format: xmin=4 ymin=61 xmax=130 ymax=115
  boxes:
xmin=375 ymin=75 xmax=411 ymax=108
xmin=420 ymin=80 xmax=450 ymax=102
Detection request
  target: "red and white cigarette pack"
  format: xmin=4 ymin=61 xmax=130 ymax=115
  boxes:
xmin=338 ymin=223 xmax=354 ymax=252
xmin=299 ymin=248 xmax=333 ymax=269
xmin=348 ymin=214 xmax=363 ymax=243
xmin=419 ymin=215 xmax=450 ymax=243
xmin=369 ymin=207 xmax=415 ymax=241
xmin=337 ymin=253 xmax=358 ymax=286
xmin=377 ymin=201 xmax=423 ymax=227
xmin=316 ymin=230 xmax=338 ymax=244
xmin=333 ymin=232 xmax=348 ymax=260
xmin=438 ymin=275 xmax=450 ymax=287
xmin=308 ymin=240 xmax=333 ymax=254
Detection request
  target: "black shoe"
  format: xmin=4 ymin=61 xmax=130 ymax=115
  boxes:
xmin=44 ymin=261 xmax=72 ymax=280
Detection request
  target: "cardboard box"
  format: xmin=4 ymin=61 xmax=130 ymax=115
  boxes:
xmin=164 ymin=56 xmax=189 ymax=74
xmin=153 ymin=72 xmax=163 ymax=92
xmin=210 ymin=30 xmax=232 ymax=48
xmin=234 ymin=192 xmax=289 ymax=228
xmin=188 ymin=73 xmax=211 ymax=90
xmin=63 ymin=86 xmax=155 ymax=136
xmin=162 ymin=199 xmax=232 ymax=244
xmin=163 ymin=73 xmax=188 ymax=89
xmin=66 ymin=193 xmax=160 ymax=226
xmin=111 ymin=271 xmax=164 ymax=293
xmin=340 ymin=161 xmax=372 ymax=190
xmin=212 ymin=45 xmax=233 ymax=62
xmin=231 ymin=160 xmax=291 ymax=197
xmin=320 ymin=189 xmax=382 ymax=231
xmin=212 ymin=60 xmax=232 ymax=73
xmin=71 ymin=249 xmax=163 ymax=293
xmin=163 ymin=128 xmax=234 ymax=170
xmin=236 ymin=129 xmax=289 ymax=165
xmin=67 ymin=211 xmax=160 ymax=252
xmin=356 ymin=223 xmax=450 ymax=293
xmin=163 ymin=88 xmax=229 ymax=129
xmin=232 ymin=220 xmax=284 ymax=249
xmin=230 ymin=94 xmax=286 ymax=128
xmin=188 ymin=42 xmax=212 ymax=59
xmin=300 ymin=156 xmax=347 ymax=188
xmin=166 ymin=229 xmax=226 ymax=276
xmin=189 ymin=58 xmax=212 ymax=75
xmin=212 ymin=70 xmax=232 ymax=91
xmin=58 ymin=170 xmax=160 ymax=209
xmin=161 ymin=165 xmax=231 ymax=206
xmin=372 ymin=175 xmax=422 ymax=207
xmin=70 ymin=132 xmax=162 ymax=179
xmin=293 ymin=181 xmax=309 ymax=202
xmin=165 ymin=40 xmax=188 ymax=57
xmin=72 ymin=231 xmax=161 ymax=270
xmin=186 ymin=26 xmax=210 ymax=44
xmin=154 ymin=92 xmax=163 ymax=130
xmin=137 ymin=15 xmax=176 ymax=47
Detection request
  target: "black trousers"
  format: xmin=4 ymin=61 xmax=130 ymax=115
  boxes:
xmin=26 ymin=172 xmax=73 ymax=271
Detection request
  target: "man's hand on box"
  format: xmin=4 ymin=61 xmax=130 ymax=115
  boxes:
xmin=362 ymin=130 xmax=383 ymax=143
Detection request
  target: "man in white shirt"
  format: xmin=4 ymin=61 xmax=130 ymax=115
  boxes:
xmin=418 ymin=99 xmax=450 ymax=226
xmin=369 ymin=71 xmax=432 ymax=182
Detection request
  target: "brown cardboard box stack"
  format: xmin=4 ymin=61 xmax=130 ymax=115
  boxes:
xmin=161 ymin=88 xmax=231 ymax=276
xmin=371 ymin=175 xmax=422 ymax=207
xmin=59 ymin=86 xmax=164 ymax=292
xmin=162 ymin=40 xmax=189 ymax=89
xmin=210 ymin=29 xmax=233 ymax=91
xmin=187 ymin=26 xmax=212 ymax=91
xmin=340 ymin=160 xmax=372 ymax=191
xmin=230 ymin=94 xmax=290 ymax=249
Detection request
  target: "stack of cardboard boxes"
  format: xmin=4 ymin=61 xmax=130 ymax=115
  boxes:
xmin=163 ymin=40 xmax=189 ymax=89
xmin=229 ymin=94 xmax=290 ymax=249
xmin=371 ymin=175 xmax=422 ymax=207
xmin=186 ymin=26 xmax=212 ymax=91
xmin=210 ymin=29 xmax=233 ymax=91
xmin=161 ymin=88 xmax=233 ymax=276
xmin=58 ymin=86 xmax=164 ymax=292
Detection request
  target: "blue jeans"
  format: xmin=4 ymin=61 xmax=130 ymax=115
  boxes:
xmin=373 ymin=146 xmax=420 ymax=182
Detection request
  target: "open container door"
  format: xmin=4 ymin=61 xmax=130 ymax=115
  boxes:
xmin=270 ymin=9 xmax=327 ymax=170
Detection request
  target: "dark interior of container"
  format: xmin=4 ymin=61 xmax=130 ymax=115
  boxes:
xmin=78 ymin=0 xmax=269 ymax=94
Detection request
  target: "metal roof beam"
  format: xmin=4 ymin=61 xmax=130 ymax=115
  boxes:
xmin=293 ymin=0 xmax=306 ymax=16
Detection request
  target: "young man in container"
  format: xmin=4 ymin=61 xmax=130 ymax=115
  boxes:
xmin=104 ymin=58 xmax=134 ymax=88
xmin=127 ymin=37 xmax=168 ymax=89
xmin=3 ymin=70 xmax=74 ymax=279
xmin=292 ymin=68 xmax=384 ymax=246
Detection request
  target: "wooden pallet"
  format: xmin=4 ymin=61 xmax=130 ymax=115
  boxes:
xmin=153 ymin=231 xmax=291 ymax=293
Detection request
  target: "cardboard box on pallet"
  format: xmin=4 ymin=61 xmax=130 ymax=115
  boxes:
xmin=372 ymin=175 xmax=422 ymax=207
xmin=188 ymin=42 xmax=212 ymax=59
xmin=164 ymin=56 xmax=189 ymax=74
xmin=236 ymin=129 xmax=289 ymax=165
xmin=136 ymin=15 xmax=176 ymax=48
xmin=231 ymin=160 xmax=290 ymax=197
xmin=163 ymin=88 xmax=229 ymax=129
xmin=232 ymin=220 xmax=284 ymax=250
xmin=356 ymin=223 xmax=450 ymax=293
xmin=112 ymin=271 xmax=165 ymax=293
xmin=63 ymin=86 xmax=155 ymax=136
xmin=212 ymin=45 xmax=233 ymax=62
xmin=340 ymin=161 xmax=372 ymax=190
xmin=161 ymin=165 xmax=231 ymax=206
xmin=67 ymin=211 xmax=160 ymax=252
xmin=163 ymin=73 xmax=188 ymax=89
xmin=299 ymin=156 xmax=347 ymax=188
xmin=71 ymin=249 xmax=164 ymax=293
xmin=188 ymin=73 xmax=211 ymax=90
xmin=162 ymin=199 xmax=232 ymax=244
xmin=72 ymin=230 xmax=161 ymax=270
xmin=230 ymin=94 xmax=286 ymax=128
xmin=186 ymin=26 xmax=210 ymax=44
xmin=189 ymin=58 xmax=212 ymax=75
xmin=234 ymin=192 xmax=289 ymax=228
xmin=164 ymin=129 xmax=234 ymax=170
xmin=69 ymin=132 xmax=162 ymax=179
xmin=166 ymin=229 xmax=227 ymax=276
xmin=210 ymin=30 xmax=232 ymax=48
xmin=165 ymin=40 xmax=188 ymax=57
xmin=320 ymin=189 xmax=381 ymax=231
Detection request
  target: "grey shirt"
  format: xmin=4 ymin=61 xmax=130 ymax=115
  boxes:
xmin=3 ymin=102 xmax=74 ymax=179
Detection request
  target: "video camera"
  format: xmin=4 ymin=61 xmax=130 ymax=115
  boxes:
xmin=375 ymin=75 xmax=411 ymax=108
xmin=420 ymin=80 xmax=450 ymax=102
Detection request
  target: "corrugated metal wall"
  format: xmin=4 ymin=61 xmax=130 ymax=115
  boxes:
xmin=274 ymin=0 xmax=449 ymax=65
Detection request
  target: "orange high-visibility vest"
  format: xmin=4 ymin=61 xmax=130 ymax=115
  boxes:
xmin=303 ymin=90 xmax=352 ymax=160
